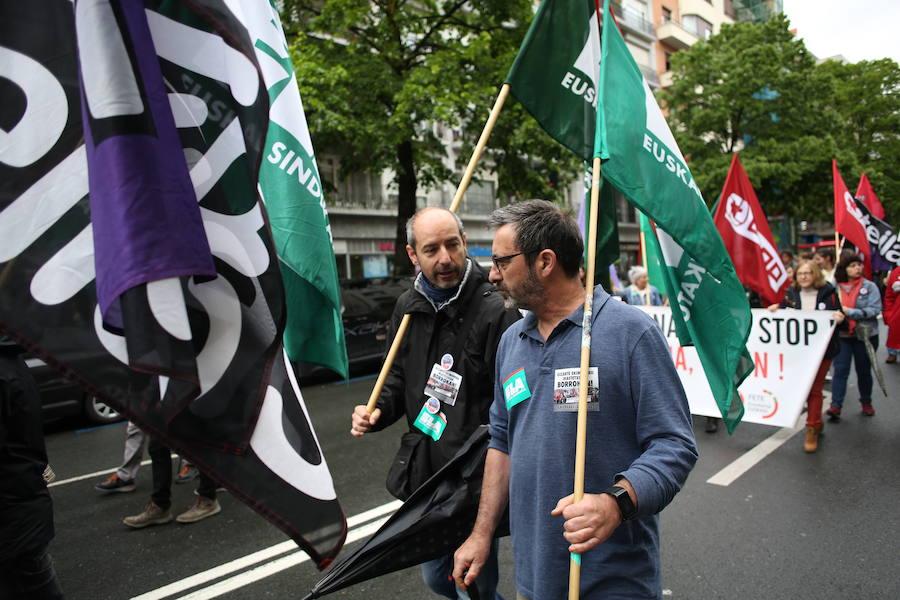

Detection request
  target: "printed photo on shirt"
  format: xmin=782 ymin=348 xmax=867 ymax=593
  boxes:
xmin=553 ymin=367 xmax=599 ymax=412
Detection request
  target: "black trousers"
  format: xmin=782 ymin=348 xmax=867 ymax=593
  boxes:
xmin=0 ymin=547 xmax=65 ymax=600
xmin=148 ymin=437 xmax=217 ymax=510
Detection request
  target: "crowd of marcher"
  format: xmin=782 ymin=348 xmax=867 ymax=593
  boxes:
xmin=775 ymin=247 xmax=896 ymax=453
xmin=6 ymin=200 xmax=896 ymax=600
xmin=607 ymin=244 xmax=895 ymax=454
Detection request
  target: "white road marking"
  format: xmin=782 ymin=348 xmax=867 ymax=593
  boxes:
xmin=707 ymin=421 xmax=804 ymax=486
xmin=48 ymin=459 xmax=154 ymax=488
xmin=707 ymin=394 xmax=831 ymax=487
xmin=131 ymin=541 xmax=297 ymax=600
xmin=345 ymin=500 xmax=403 ymax=527
xmin=174 ymin=516 xmax=390 ymax=600
xmin=130 ymin=500 xmax=401 ymax=600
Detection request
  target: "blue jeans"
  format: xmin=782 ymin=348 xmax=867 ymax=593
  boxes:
xmin=421 ymin=538 xmax=503 ymax=600
xmin=831 ymin=335 xmax=878 ymax=407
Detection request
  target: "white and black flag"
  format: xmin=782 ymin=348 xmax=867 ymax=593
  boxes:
xmin=854 ymin=198 xmax=900 ymax=271
xmin=0 ymin=1 xmax=346 ymax=566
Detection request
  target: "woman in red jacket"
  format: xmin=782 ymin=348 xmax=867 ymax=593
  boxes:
xmin=884 ymin=266 xmax=900 ymax=363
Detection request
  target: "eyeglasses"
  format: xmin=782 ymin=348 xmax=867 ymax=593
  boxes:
xmin=491 ymin=251 xmax=527 ymax=270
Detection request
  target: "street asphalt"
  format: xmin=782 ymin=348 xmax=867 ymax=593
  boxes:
xmin=42 ymin=331 xmax=900 ymax=600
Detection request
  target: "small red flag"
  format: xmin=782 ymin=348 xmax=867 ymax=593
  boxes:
xmin=833 ymin=160 xmax=872 ymax=276
xmin=713 ymin=153 xmax=790 ymax=306
xmin=856 ymin=173 xmax=885 ymax=220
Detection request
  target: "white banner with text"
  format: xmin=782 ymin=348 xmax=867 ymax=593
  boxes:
xmin=639 ymin=307 xmax=836 ymax=428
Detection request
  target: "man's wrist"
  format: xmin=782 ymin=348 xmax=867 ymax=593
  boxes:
xmin=602 ymin=485 xmax=637 ymax=521
xmin=468 ymin=525 xmax=495 ymax=542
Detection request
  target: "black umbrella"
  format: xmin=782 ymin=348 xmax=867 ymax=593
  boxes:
xmin=856 ymin=324 xmax=888 ymax=397
xmin=303 ymin=426 xmax=508 ymax=599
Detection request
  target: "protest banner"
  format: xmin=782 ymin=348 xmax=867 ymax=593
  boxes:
xmin=640 ymin=307 xmax=836 ymax=428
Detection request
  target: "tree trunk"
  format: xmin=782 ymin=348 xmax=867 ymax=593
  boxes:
xmin=393 ymin=140 xmax=418 ymax=276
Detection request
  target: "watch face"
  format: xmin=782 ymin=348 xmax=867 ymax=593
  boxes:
xmin=607 ymin=485 xmax=636 ymax=520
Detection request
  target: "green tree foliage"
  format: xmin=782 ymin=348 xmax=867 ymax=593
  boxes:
xmin=659 ymin=14 xmax=844 ymax=220
xmin=281 ymin=0 xmax=579 ymax=274
xmin=817 ymin=58 xmax=900 ymax=223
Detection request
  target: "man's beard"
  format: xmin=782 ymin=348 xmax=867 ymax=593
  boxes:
xmin=499 ymin=268 xmax=545 ymax=311
xmin=429 ymin=263 xmax=463 ymax=289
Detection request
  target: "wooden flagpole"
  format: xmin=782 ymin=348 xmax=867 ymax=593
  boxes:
xmin=640 ymin=229 xmax=648 ymax=270
xmin=569 ymin=156 xmax=603 ymax=599
xmin=365 ymin=84 xmax=511 ymax=413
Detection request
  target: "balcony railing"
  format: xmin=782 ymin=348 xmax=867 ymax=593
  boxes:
xmin=610 ymin=2 xmax=655 ymax=37
xmin=656 ymin=18 xmax=700 ymax=50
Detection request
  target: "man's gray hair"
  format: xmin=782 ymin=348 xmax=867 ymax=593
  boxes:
xmin=406 ymin=207 xmax=465 ymax=250
xmin=488 ymin=200 xmax=583 ymax=278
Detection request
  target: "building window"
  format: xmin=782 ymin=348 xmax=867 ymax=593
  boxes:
xmin=662 ymin=7 xmax=672 ymax=22
xmin=464 ymin=180 xmax=496 ymax=214
xmin=664 ymin=51 xmax=673 ymax=72
xmin=724 ymin=0 xmax=736 ymax=18
xmin=683 ymin=14 xmax=713 ymax=39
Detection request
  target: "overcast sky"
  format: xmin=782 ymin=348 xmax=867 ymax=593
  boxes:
xmin=782 ymin=0 xmax=900 ymax=64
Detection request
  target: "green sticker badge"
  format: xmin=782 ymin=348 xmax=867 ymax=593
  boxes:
xmin=414 ymin=400 xmax=447 ymax=441
xmin=503 ymin=367 xmax=532 ymax=411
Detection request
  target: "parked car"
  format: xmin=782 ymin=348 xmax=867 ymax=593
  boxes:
xmin=27 ymin=356 xmax=122 ymax=424
xmin=297 ymin=276 xmax=413 ymax=380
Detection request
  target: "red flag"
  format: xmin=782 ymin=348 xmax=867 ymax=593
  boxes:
xmin=856 ymin=173 xmax=885 ymax=220
xmin=833 ymin=160 xmax=872 ymax=276
xmin=713 ymin=153 xmax=789 ymax=305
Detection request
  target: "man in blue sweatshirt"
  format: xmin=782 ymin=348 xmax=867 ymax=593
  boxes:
xmin=453 ymin=200 xmax=698 ymax=599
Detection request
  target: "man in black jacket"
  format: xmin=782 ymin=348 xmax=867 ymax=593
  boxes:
xmin=351 ymin=207 xmax=520 ymax=600
xmin=0 ymin=335 xmax=65 ymax=599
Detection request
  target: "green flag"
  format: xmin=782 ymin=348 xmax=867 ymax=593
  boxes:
xmin=508 ymin=0 xmax=618 ymax=274
xmin=249 ymin=3 xmax=348 ymax=377
xmin=638 ymin=211 xmax=665 ymax=299
xmin=506 ymin=0 xmax=599 ymax=162
xmin=595 ymin=0 xmax=752 ymax=432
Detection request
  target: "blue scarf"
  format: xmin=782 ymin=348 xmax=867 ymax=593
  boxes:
xmin=418 ymin=271 xmax=459 ymax=305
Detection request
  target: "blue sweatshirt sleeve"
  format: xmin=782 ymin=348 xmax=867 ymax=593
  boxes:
xmin=616 ymin=323 xmax=699 ymax=516
xmin=488 ymin=335 xmax=510 ymax=455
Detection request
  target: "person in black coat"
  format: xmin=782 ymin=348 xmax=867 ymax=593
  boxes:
xmin=767 ymin=260 xmax=845 ymax=452
xmin=350 ymin=207 xmax=520 ymax=600
xmin=0 ymin=334 xmax=65 ymax=599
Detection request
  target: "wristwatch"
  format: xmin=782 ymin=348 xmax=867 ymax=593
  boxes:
xmin=603 ymin=485 xmax=637 ymax=521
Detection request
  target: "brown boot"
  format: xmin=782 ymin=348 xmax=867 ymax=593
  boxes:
xmin=803 ymin=425 xmax=819 ymax=453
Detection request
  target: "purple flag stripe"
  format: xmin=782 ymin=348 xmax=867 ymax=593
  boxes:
xmin=78 ymin=1 xmax=215 ymax=325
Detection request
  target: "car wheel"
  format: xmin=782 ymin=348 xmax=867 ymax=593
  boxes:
xmin=83 ymin=395 xmax=121 ymax=424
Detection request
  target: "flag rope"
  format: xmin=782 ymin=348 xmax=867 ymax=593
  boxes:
xmin=569 ymin=156 xmax=602 ymax=600
xmin=366 ymin=84 xmax=511 ymax=413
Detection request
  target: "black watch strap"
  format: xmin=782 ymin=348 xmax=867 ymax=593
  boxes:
xmin=603 ymin=485 xmax=637 ymax=521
